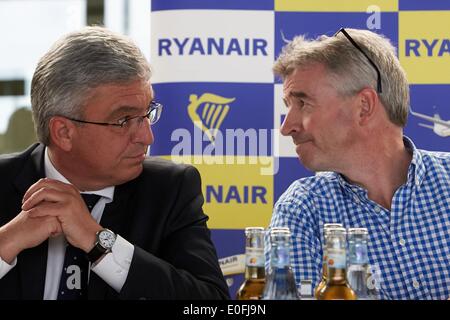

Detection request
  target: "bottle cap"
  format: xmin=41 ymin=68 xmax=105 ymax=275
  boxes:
xmin=326 ymin=227 xmax=346 ymax=236
xmin=348 ymin=227 xmax=368 ymax=235
xmin=244 ymin=227 xmax=265 ymax=236
xmin=323 ymin=223 xmax=343 ymax=229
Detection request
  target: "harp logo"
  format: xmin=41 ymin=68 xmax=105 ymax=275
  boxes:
xmin=188 ymin=93 xmax=235 ymax=143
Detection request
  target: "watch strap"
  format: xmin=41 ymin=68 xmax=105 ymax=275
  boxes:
xmin=87 ymin=229 xmax=116 ymax=263
xmin=87 ymin=242 xmax=107 ymax=263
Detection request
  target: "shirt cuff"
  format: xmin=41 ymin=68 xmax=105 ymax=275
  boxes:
xmin=91 ymin=234 xmax=134 ymax=292
xmin=0 ymin=256 xmax=17 ymax=279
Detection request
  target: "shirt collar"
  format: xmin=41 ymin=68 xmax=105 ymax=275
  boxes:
xmin=336 ymin=173 xmax=367 ymax=197
xmin=44 ymin=147 xmax=114 ymax=201
xmin=404 ymin=135 xmax=426 ymax=187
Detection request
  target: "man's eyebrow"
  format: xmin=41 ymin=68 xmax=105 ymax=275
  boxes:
xmin=283 ymin=91 xmax=312 ymax=107
xmin=107 ymin=105 xmax=142 ymax=119
xmin=289 ymin=91 xmax=310 ymax=99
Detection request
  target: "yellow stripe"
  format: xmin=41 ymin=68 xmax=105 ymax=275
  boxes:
xmin=161 ymin=155 xmax=274 ymax=229
xmin=202 ymin=102 xmax=209 ymax=120
xmin=205 ymin=103 xmax=215 ymax=128
xmin=399 ymin=11 xmax=450 ymax=84
xmin=275 ymin=0 xmax=398 ymax=12
xmin=210 ymin=104 xmax=223 ymax=132
xmin=215 ymin=105 xmax=229 ymax=134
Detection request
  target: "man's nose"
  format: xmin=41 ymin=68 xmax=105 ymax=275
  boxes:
xmin=132 ymin=119 xmax=154 ymax=145
xmin=280 ymin=110 xmax=298 ymax=136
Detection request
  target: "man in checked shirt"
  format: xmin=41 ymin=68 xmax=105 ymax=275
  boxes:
xmin=268 ymin=28 xmax=450 ymax=299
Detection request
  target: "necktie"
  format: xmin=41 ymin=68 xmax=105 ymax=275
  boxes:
xmin=57 ymin=194 xmax=100 ymax=300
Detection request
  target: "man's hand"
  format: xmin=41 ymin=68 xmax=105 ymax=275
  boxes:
xmin=0 ymin=210 xmax=62 ymax=264
xmin=22 ymin=178 xmax=102 ymax=252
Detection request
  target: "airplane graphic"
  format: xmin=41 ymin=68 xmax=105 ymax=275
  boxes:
xmin=410 ymin=109 xmax=450 ymax=137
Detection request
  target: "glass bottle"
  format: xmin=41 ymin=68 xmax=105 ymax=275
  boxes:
xmin=347 ymin=228 xmax=380 ymax=300
xmin=262 ymin=228 xmax=299 ymax=300
xmin=314 ymin=223 xmax=343 ymax=298
xmin=347 ymin=228 xmax=370 ymax=299
xmin=316 ymin=227 xmax=357 ymax=300
xmin=236 ymin=227 xmax=266 ymax=300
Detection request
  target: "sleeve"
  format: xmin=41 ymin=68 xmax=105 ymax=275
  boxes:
xmin=118 ymin=166 xmax=230 ymax=300
xmin=91 ymin=235 xmax=134 ymax=292
xmin=265 ymin=199 xmax=323 ymax=290
xmin=0 ymin=257 xmax=17 ymax=279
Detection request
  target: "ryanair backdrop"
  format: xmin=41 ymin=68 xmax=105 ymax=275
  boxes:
xmin=152 ymin=82 xmax=276 ymax=230
xmin=399 ymin=1 xmax=450 ymax=148
xmin=151 ymin=0 xmax=450 ymax=296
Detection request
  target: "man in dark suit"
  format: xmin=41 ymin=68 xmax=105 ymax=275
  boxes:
xmin=0 ymin=26 xmax=229 ymax=300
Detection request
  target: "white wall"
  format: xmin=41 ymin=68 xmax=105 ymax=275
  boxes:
xmin=0 ymin=0 xmax=86 ymax=133
xmin=0 ymin=0 xmax=151 ymax=134
xmin=104 ymin=0 xmax=151 ymax=60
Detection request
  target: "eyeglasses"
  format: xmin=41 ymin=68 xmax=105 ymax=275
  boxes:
xmin=334 ymin=28 xmax=382 ymax=93
xmin=66 ymin=101 xmax=163 ymax=134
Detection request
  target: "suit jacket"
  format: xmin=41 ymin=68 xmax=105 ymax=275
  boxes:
xmin=0 ymin=143 xmax=230 ymax=300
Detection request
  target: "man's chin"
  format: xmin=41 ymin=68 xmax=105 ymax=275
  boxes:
xmin=114 ymin=164 xmax=143 ymax=185
xmin=298 ymin=158 xmax=314 ymax=172
xmin=129 ymin=163 xmax=144 ymax=179
xmin=299 ymin=158 xmax=332 ymax=173
xmin=297 ymin=154 xmax=320 ymax=172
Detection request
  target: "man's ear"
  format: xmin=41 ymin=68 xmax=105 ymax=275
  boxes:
xmin=357 ymin=87 xmax=379 ymax=126
xmin=48 ymin=116 xmax=76 ymax=151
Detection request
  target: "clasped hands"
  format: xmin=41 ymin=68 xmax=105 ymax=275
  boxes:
xmin=0 ymin=178 xmax=101 ymax=264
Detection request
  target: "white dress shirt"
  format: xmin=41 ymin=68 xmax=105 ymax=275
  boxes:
xmin=0 ymin=147 xmax=135 ymax=299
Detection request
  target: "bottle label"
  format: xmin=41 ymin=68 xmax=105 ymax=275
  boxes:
xmin=366 ymin=264 xmax=382 ymax=291
xmin=322 ymin=248 xmax=327 ymax=263
xmin=271 ymin=246 xmax=290 ymax=268
xmin=348 ymin=243 xmax=368 ymax=265
xmin=246 ymin=247 xmax=264 ymax=267
xmin=327 ymin=248 xmax=346 ymax=269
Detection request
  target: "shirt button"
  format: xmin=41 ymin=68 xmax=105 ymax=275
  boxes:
xmin=353 ymin=195 xmax=360 ymax=203
xmin=374 ymin=206 xmax=381 ymax=213
xmin=415 ymin=178 xmax=420 ymax=186
xmin=413 ymin=280 xmax=420 ymax=289
xmin=399 ymin=239 xmax=406 ymax=246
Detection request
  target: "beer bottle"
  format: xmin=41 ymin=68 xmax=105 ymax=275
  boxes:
xmin=314 ymin=223 xmax=343 ymax=298
xmin=236 ymin=227 xmax=266 ymax=300
xmin=263 ymin=228 xmax=299 ymax=300
xmin=317 ymin=227 xmax=357 ymax=300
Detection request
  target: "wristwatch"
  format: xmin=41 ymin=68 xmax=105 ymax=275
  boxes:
xmin=87 ymin=228 xmax=117 ymax=264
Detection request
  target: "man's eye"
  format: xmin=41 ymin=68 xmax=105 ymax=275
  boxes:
xmin=297 ymin=99 xmax=305 ymax=108
xmin=118 ymin=116 xmax=132 ymax=125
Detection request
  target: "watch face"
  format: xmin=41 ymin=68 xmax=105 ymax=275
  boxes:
xmin=98 ymin=230 xmax=116 ymax=249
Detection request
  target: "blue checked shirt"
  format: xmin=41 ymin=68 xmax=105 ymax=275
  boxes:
xmin=267 ymin=137 xmax=450 ymax=300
